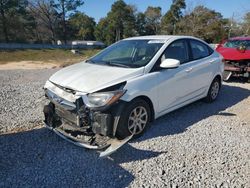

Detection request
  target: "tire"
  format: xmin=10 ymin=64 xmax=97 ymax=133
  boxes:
xmin=115 ymin=99 xmax=151 ymax=140
xmin=204 ymin=77 xmax=221 ymax=103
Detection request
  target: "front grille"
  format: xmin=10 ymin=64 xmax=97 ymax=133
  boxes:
xmin=54 ymin=99 xmax=91 ymax=128
xmin=55 ymin=105 xmax=78 ymax=125
xmin=45 ymin=87 xmax=91 ymax=127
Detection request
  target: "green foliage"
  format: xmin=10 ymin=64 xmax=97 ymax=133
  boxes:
xmin=94 ymin=0 xmax=136 ymax=45
xmin=51 ymin=0 xmax=84 ymax=43
xmin=0 ymin=0 xmax=30 ymax=42
xmin=107 ymin=0 xmax=136 ymax=42
xmin=144 ymin=6 xmax=162 ymax=35
xmin=177 ymin=6 xmax=227 ymax=43
xmin=135 ymin=12 xmax=147 ymax=36
xmin=161 ymin=0 xmax=186 ymax=34
xmin=52 ymin=0 xmax=84 ymax=14
xmin=94 ymin=18 xmax=109 ymax=43
xmin=242 ymin=12 xmax=250 ymax=35
xmin=0 ymin=0 xmax=249 ymax=45
xmin=68 ymin=12 xmax=96 ymax=40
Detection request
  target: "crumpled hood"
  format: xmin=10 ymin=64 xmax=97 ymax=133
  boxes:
xmin=49 ymin=62 xmax=144 ymax=93
xmin=216 ymin=47 xmax=250 ymax=60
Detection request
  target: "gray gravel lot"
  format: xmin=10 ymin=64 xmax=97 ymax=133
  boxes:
xmin=0 ymin=69 xmax=249 ymax=187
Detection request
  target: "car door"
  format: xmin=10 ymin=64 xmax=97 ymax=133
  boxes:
xmin=181 ymin=39 xmax=215 ymax=102
xmin=155 ymin=39 xmax=194 ymax=113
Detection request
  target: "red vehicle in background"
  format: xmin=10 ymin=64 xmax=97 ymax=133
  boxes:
xmin=216 ymin=36 xmax=250 ymax=81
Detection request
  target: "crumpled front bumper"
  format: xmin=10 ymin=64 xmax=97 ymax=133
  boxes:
xmin=43 ymin=81 xmax=132 ymax=157
xmin=44 ymin=121 xmax=133 ymax=157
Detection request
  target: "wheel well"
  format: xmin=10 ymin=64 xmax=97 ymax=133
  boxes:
xmin=132 ymin=96 xmax=155 ymax=122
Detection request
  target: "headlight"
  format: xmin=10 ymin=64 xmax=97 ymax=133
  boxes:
xmin=86 ymin=90 xmax=126 ymax=108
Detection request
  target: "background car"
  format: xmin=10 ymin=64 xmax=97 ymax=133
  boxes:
xmin=216 ymin=36 xmax=250 ymax=81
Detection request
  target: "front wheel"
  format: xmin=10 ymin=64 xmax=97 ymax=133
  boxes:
xmin=204 ymin=77 xmax=221 ymax=103
xmin=115 ymin=99 xmax=151 ymax=140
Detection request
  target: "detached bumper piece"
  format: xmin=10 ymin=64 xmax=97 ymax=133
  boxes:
xmin=43 ymin=99 xmax=131 ymax=157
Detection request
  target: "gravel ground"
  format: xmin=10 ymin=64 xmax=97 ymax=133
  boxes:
xmin=0 ymin=69 xmax=249 ymax=187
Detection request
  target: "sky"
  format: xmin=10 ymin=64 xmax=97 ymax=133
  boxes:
xmin=79 ymin=0 xmax=250 ymax=22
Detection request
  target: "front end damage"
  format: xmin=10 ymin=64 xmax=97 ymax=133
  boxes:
xmin=43 ymin=81 xmax=132 ymax=157
xmin=223 ymin=59 xmax=250 ymax=81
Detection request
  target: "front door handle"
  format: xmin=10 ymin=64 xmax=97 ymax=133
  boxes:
xmin=185 ymin=67 xmax=193 ymax=72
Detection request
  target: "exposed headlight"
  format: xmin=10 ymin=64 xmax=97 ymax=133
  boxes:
xmin=86 ymin=90 xmax=126 ymax=108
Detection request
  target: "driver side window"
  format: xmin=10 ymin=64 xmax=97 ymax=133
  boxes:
xmin=162 ymin=40 xmax=189 ymax=64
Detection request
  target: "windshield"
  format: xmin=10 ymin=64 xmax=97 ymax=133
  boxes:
xmin=223 ymin=39 xmax=250 ymax=49
xmin=88 ymin=40 xmax=164 ymax=68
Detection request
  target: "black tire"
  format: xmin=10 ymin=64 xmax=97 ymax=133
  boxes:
xmin=115 ymin=99 xmax=151 ymax=140
xmin=204 ymin=77 xmax=221 ymax=103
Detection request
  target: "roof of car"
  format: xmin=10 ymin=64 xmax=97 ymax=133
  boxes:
xmin=124 ymin=35 xmax=198 ymax=41
xmin=229 ymin=36 xmax=250 ymax=40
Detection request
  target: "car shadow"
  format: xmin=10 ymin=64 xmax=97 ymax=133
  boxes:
xmin=131 ymin=84 xmax=250 ymax=142
xmin=0 ymin=128 xmax=163 ymax=187
xmin=226 ymin=77 xmax=249 ymax=83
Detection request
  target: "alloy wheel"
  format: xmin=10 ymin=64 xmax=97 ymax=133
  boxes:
xmin=211 ymin=81 xmax=220 ymax=99
xmin=128 ymin=106 xmax=148 ymax=135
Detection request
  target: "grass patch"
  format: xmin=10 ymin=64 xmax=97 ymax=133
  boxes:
xmin=0 ymin=49 xmax=101 ymax=66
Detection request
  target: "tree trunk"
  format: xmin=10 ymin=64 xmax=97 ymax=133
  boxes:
xmin=115 ymin=28 xmax=120 ymax=41
xmin=0 ymin=7 xmax=9 ymax=42
xmin=61 ymin=1 xmax=67 ymax=44
xmin=47 ymin=17 xmax=56 ymax=44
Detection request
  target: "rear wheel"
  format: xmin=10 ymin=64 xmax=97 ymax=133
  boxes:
xmin=204 ymin=77 xmax=221 ymax=103
xmin=116 ymin=99 xmax=151 ymax=140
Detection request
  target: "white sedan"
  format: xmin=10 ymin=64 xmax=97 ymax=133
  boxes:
xmin=43 ymin=35 xmax=224 ymax=157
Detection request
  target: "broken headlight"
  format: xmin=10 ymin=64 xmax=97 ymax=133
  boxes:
xmin=86 ymin=90 xmax=126 ymax=108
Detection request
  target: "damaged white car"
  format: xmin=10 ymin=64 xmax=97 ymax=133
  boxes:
xmin=43 ymin=35 xmax=224 ymax=157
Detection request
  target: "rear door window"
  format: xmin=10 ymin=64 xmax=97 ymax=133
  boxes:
xmin=189 ymin=40 xmax=212 ymax=60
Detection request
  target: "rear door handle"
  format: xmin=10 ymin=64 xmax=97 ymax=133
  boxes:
xmin=209 ymin=59 xmax=216 ymax=63
xmin=185 ymin=67 xmax=193 ymax=72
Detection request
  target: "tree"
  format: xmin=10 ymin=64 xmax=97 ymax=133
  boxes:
xmin=94 ymin=17 xmax=109 ymax=43
xmin=95 ymin=0 xmax=136 ymax=45
xmin=177 ymin=6 xmax=227 ymax=43
xmin=123 ymin=5 xmax=137 ymax=38
xmin=161 ymin=0 xmax=186 ymax=34
xmin=144 ymin=6 xmax=162 ymax=35
xmin=69 ymin=12 xmax=95 ymax=40
xmin=28 ymin=0 xmax=59 ymax=43
xmin=52 ymin=0 xmax=84 ymax=43
xmin=242 ymin=12 xmax=250 ymax=35
xmin=107 ymin=0 xmax=136 ymax=42
xmin=0 ymin=0 xmax=28 ymax=42
xmin=135 ymin=12 xmax=147 ymax=36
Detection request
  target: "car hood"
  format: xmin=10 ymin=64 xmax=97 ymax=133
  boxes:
xmin=216 ymin=47 xmax=250 ymax=60
xmin=49 ymin=62 xmax=144 ymax=93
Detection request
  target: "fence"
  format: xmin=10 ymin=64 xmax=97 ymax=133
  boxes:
xmin=0 ymin=43 xmax=105 ymax=50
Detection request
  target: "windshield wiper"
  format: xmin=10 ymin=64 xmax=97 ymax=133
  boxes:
xmin=105 ymin=61 xmax=131 ymax=68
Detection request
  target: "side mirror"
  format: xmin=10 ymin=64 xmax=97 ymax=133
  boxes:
xmin=160 ymin=58 xmax=180 ymax=69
